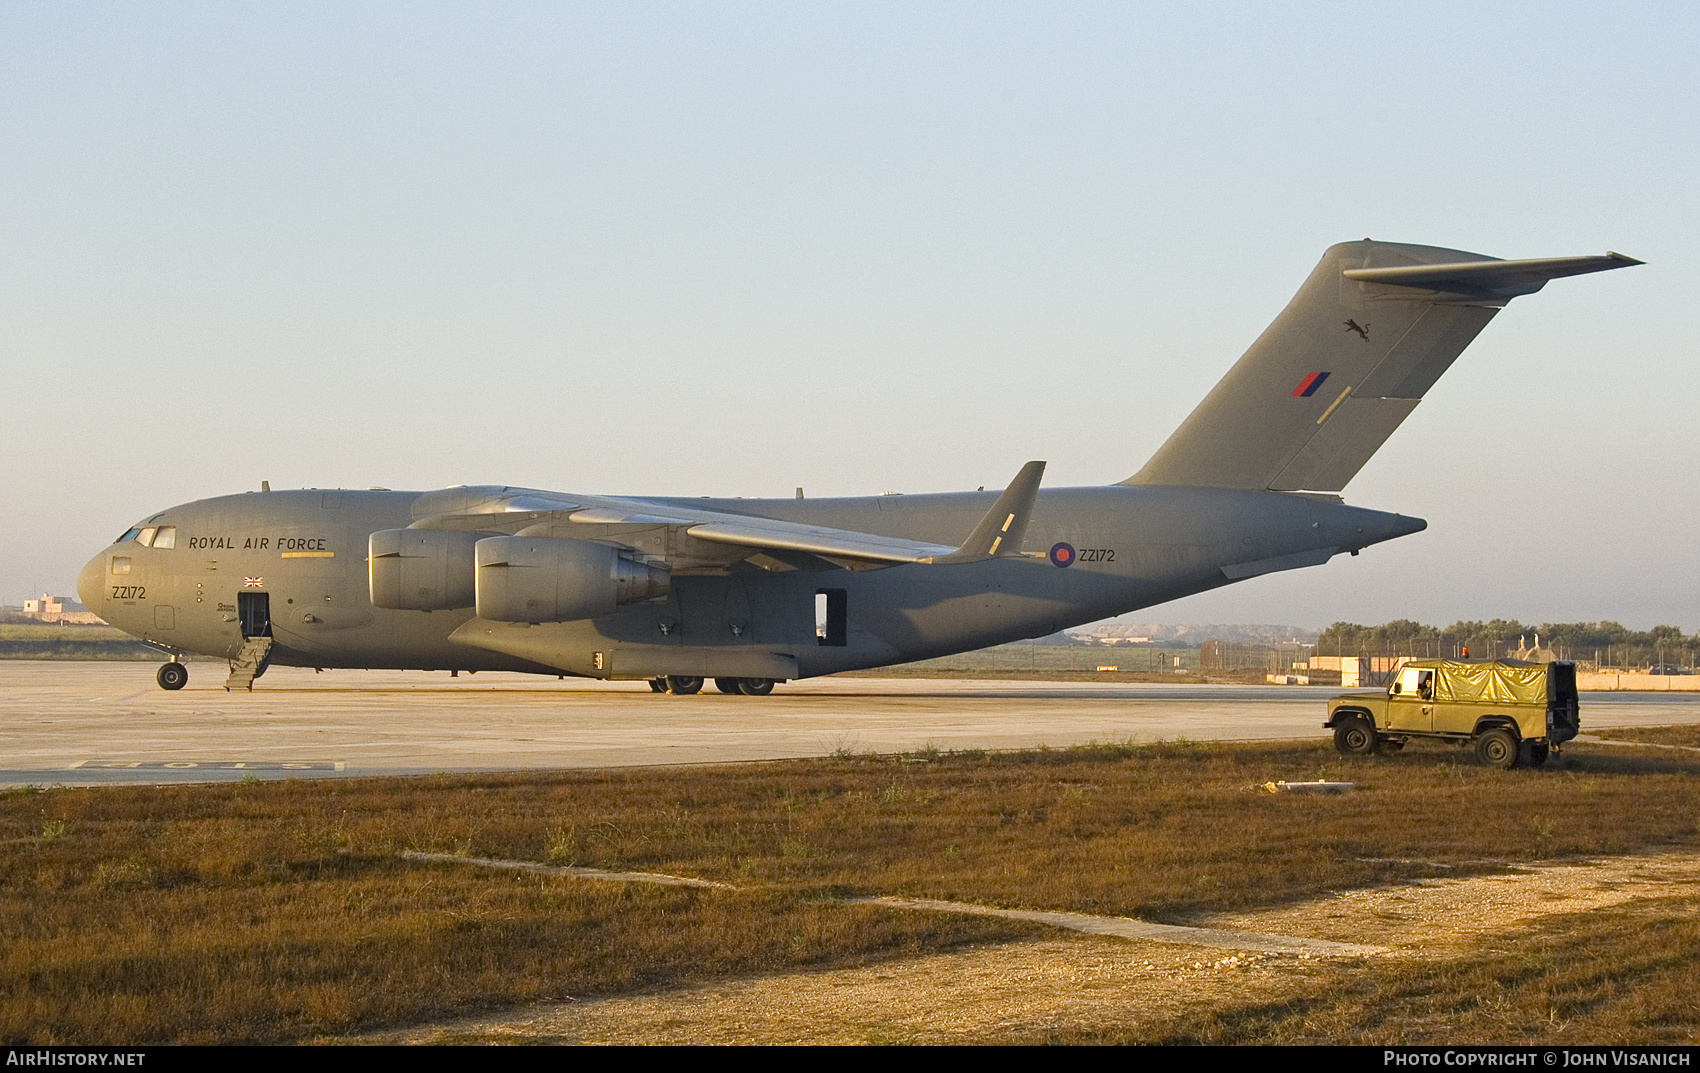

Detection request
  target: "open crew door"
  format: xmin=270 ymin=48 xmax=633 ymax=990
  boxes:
xmin=237 ymin=592 xmax=272 ymax=639
xmin=228 ymin=592 xmax=274 ymax=691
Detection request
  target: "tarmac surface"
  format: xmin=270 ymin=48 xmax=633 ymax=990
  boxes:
xmin=4 ymin=660 xmax=1700 ymax=786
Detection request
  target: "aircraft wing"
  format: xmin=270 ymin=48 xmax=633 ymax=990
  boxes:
xmin=406 ymin=461 xmax=1048 ymax=567
xmin=569 ymin=502 xmax=959 ymax=564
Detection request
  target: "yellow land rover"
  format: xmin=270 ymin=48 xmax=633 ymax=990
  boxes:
xmin=1324 ymin=659 xmax=1580 ymax=769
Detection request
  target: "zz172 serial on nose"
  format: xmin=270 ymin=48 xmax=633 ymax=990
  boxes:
xmin=77 ymin=240 xmax=1640 ymax=693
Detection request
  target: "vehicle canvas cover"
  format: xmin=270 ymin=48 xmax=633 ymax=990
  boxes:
xmin=1428 ymin=660 xmax=1548 ymax=706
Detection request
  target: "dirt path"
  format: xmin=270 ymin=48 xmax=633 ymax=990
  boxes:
xmin=1208 ymin=851 xmax=1700 ymax=955
xmin=351 ymin=850 xmax=1700 ymax=1045
xmin=352 ymin=936 xmax=1338 ymax=1045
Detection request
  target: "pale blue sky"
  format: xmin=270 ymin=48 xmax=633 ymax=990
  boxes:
xmin=4 ymin=2 xmax=1696 ymax=627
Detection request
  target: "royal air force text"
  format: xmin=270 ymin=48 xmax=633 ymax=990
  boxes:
xmin=186 ymin=536 xmax=328 ymax=551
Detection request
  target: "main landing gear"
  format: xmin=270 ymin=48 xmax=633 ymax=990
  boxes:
xmin=157 ymin=660 xmax=188 ymax=691
xmin=651 ymin=676 xmax=777 ymax=696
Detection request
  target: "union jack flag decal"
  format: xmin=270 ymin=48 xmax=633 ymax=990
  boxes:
xmin=243 ymin=577 xmax=264 ymax=587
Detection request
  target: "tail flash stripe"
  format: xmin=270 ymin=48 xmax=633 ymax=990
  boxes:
xmin=1291 ymin=371 xmax=1330 ymax=398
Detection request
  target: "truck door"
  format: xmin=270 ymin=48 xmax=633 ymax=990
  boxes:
xmin=1385 ymin=665 xmax=1433 ymax=732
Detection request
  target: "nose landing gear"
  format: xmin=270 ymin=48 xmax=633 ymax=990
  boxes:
xmin=157 ymin=660 xmax=188 ymax=690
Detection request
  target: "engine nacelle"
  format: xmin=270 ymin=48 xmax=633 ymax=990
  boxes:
xmin=369 ymin=528 xmax=483 ymax=611
xmin=474 ymin=536 xmax=670 ymax=623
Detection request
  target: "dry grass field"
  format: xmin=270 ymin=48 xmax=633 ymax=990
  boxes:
xmin=5 ymin=737 xmax=1700 ymax=1044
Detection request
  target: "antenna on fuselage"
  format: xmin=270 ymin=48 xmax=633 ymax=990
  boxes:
xmin=261 ymin=481 xmax=270 ymax=492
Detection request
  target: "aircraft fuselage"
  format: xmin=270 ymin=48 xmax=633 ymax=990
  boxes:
xmin=78 ymin=485 xmax=1421 ymax=681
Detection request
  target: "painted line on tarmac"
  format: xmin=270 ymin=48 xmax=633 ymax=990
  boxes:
xmin=404 ymin=851 xmax=1384 ymax=957
xmin=1573 ymin=734 xmax=1700 ymax=753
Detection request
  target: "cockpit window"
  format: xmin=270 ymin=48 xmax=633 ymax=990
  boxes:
xmin=152 ymin=526 xmax=176 ymax=549
xmin=138 ymin=527 xmax=158 ymax=547
xmin=115 ymin=528 xmax=142 ymax=544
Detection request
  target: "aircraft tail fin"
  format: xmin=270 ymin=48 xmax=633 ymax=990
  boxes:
xmin=928 ymin=460 xmax=1046 ymax=564
xmin=1122 ymin=241 xmax=1640 ymax=492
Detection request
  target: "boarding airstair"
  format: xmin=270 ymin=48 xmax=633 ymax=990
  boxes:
xmin=225 ymin=636 xmax=273 ymax=692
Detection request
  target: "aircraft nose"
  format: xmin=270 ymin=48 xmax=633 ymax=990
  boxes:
xmin=76 ymin=552 xmax=104 ymax=612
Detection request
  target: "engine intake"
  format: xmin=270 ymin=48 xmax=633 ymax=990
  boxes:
xmin=369 ymin=529 xmax=483 ymax=610
xmin=474 ymin=536 xmax=670 ymax=622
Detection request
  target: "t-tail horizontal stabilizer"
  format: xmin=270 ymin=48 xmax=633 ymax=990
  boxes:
xmin=1343 ymin=252 xmax=1643 ymax=300
xmin=1123 ymin=241 xmax=1642 ymax=493
xmin=924 ymin=461 xmax=1046 ymax=564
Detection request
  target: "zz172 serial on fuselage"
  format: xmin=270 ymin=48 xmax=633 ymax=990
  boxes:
xmin=78 ymin=240 xmax=1641 ymax=694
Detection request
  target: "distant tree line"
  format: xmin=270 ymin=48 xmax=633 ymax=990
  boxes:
xmin=1314 ymin=619 xmax=1697 ymax=669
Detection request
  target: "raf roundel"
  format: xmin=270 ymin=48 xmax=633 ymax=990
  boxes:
xmin=1048 ymin=542 xmax=1076 ymax=568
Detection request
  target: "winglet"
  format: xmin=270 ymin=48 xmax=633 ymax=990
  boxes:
xmin=923 ymin=461 xmax=1046 ymax=564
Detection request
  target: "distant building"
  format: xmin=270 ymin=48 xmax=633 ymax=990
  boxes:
xmin=1309 ymin=655 xmax=1400 ymax=674
xmin=20 ymin=594 xmax=104 ymax=625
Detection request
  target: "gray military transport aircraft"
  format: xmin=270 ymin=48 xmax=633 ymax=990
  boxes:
xmin=78 ymin=240 xmax=1639 ymax=694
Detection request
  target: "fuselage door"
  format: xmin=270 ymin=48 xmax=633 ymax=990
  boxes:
xmin=237 ymin=592 xmax=272 ymax=639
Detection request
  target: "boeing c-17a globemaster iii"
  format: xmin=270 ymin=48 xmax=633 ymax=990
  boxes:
xmin=77 ymin=240 xmax=1640 ymax=694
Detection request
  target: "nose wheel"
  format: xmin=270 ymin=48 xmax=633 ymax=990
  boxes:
xmin=157 ymin=662 xmax=189 ymax=690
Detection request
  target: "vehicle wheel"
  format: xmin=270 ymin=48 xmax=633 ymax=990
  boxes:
xmin=737 ymin=678 xmax=775 ymax=696
xmin=157 ymin=662 xmax=188 ymax=691
xmin=648 ymin=678 xmax=667 ymax=693
xmin=714 ymin=678 xmax=742 ymax=694
xmin=1332 ymin=716 xmax=1375 ymax=756
xmin=1474 ymin=728 xmax=1520 ymax=769
xmin=1520 ymin=741 xmax=1550 ymax=768
xmin=666 ymin=675 xmax=703 ymax=695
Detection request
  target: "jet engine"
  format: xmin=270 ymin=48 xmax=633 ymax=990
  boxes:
xmin=369 ymin=528 xmax=483 ymax=611
xmin=474 ymin=536 xmax=670 ymax=622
